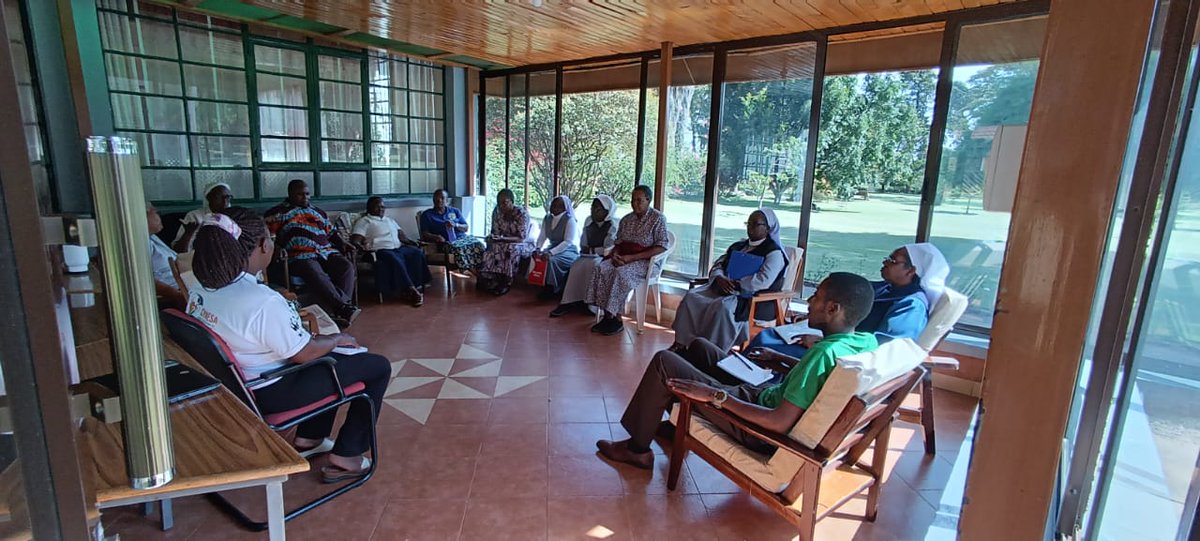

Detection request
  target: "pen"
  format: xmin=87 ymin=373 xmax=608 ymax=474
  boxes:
xmin=733 ymin=351 xmax=760 ymax=372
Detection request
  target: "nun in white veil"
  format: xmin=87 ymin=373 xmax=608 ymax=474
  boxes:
xmin=533 ymin=195 xmax=580 ymax=298
xmin=669 ymin=208 xmax=789 ymax=351
xmin=172 ymin=182 xmax=233 ymax=252
xmin=550 ymin=195 xmax=618 ymax=316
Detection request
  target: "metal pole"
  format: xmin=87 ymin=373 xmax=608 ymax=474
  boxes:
xmin=86 ymin=136 xmax=175 ymax=490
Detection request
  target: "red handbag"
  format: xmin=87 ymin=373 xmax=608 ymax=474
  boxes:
xmin=527 ymin=255 xmax=549 ymax=286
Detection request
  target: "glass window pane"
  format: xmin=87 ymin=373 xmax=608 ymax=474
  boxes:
xmin=409 ymin=91 xmax=443 ymax=118
xmin=372 ymin=143 xmax=407 ymax=167
xmin=105 ymin=53 xmax=182 ymax=95
xmin=370 ymin=115 xmax=408 ymax=142
xmin=320 ymin=80 xmax=362 ymax=111
xmin=369 ymin=86 xmax=407 ymax=116
xmin=369 ymin=56 xmax=407 ymax=88
xmin=410 ymin=144 xmax=443 ymax=169
xmin=190 ymin=136 xmax=251 ymax=167
xmin=321 ymin=141 xmax=364 ymax=163
xmin=319 ymin=170 xmax=366 ymax=196
xmin=371 ymin=169 xmax=409 ymax=194
xmin=176 ymin=10 xmax=242 ymax=32
xmin=256 ymin=73 xmax=306 ymax=106
xmin=254 ymin=45 xmax=305 ymax=76
xmin=318 ymin=55 xmax=361 ymax=83
xmin=130 ymin=0 xmax=172 ymax=20
xmin=261 ymin=170 xmax=312 ymax=198
xmin=407 ymin=63 xmax=442 ymax=92
xmin=194 ymin=169 xmax=252 ymax=198
xmin=188 ymin=101 xmax=249 ymax=134
xmin=142 ymin=169 xmax=193 ymax=200
xmin=261 ymin=137 xmax=309 ymax=162
xmin=409 ymin=118 xmax=444 ymax=144
xmin=714 ymin=44 xmax=816 ymax=265
xmin=178 ymin=26 xmax=243 ymax=67
xmin=183 ymin=64 xmax=246 ymax=101
xmin=806 ymin=69 xmax=936 ymax=283
xmin=656 ymin=55 xmax=714 ymax=276
xmin=410 ymin=169 xmax=444 ymax=194
xmin=111 ymin=94 xmax=185 ymax=131
xmin=259 ymin=106 xmax=308 ymax=136
xmin=122 ymin=131 xmax=190 ymax=167
xmin=99 ymin=13 xmax=178 ymax=58
xmin=930 ymin=18 xmax=1046 ymax=329
xmin=320 ymin=111 xmax=363 ymax=139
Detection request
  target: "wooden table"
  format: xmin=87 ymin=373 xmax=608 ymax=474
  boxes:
xmin=71 ymin=296 xmax=308 ymax=541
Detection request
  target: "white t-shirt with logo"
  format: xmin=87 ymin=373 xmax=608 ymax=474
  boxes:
xmin=185 ymin=272 xmax=310 ymax=387
xmin=351 ymin=214 xmax=402 ymax=251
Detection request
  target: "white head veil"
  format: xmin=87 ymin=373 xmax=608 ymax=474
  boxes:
xmin=586 ymin=194 xmax=616 ymax=228
xmin=758 ymin=208 xmax=782 ymax=247
xmin=904 ymin=243 xmax=950 ymax=311
xmin=201 ymin=182 xmax=232 ymax=213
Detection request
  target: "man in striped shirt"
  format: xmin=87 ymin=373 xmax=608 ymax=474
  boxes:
xmin=265 ymin=179 xmax=360 ymax=326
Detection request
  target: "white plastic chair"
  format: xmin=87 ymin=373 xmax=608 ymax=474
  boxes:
xmin=597 ymin=231 xmax=676 ymax=334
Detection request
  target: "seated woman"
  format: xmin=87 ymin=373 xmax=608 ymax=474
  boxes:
xmin=172 ymin=182 xmax=232 ymax=252
xmin=188 ymin=208 xmax=390 ymax=483
xmin=350 ymin=196 xmax=432 ymax=307
xmin=531 ymin=195 xmax=580 ymax=300
xmin=748 ymin=242 xmax=950 ymax=368
xmin=478 ymin=188 xmax=535 ymax=296
xmin=419 ymin=188 xmax=485 ymax=272
xmin=671 ymin=208 xmax=788 ymax=351
xmin=549 ymin=195 xmax=618 ymax=317
xmin=585 ymin=185 xmax=669 ymax=336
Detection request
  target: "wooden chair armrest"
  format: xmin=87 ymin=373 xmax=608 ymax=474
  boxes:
xmin=924 ymin=355 xmax=960 ymax=370
xmin=751 ymin=290 xmax=798 ymax=302
xmin=674 ymin=393 xmax=824 ymax=465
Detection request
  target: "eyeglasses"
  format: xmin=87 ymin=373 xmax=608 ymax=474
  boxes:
xmin=883 ymin=256 xmax=910 ymax=267
xmin=745 ymin=221 xmax=769 ymax=227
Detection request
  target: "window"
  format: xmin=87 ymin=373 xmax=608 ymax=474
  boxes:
xmin=97 ymin=2 xmax=446 ymax=204
xmin=560 ymin=62 xmax=642 ymax=223
xmin=7 ymin=0 xmax=54 ymax=213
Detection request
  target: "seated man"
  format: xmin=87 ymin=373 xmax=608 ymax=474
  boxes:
xmin=147 ymin=204 xmax=185 ymax=309
xmin=265 ymin=179 xmax=360 ymax=326
xmin=750 ymin=242 xmax=949 ymax=362
xmin=597 ymin=272 xmax=878 ymax=469
xmin=350 ymin=196 xmax=431 ymax=307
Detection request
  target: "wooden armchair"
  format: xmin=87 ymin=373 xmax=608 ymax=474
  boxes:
xmin=666 ymin=339 xmax=926 ymax=541
xmin=687 ymin=246 xmax=805 ymax=348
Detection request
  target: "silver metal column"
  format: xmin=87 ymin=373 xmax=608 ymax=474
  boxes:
xmin=85 ymin=136 xmax=174 ymax=489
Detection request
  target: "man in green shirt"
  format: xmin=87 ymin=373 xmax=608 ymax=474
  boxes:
xmin=597 ymin=272 xmax=878 ymax=470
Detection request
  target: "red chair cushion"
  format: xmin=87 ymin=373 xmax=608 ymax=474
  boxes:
xmin=262 ymin=381 xmax=367 ymax=426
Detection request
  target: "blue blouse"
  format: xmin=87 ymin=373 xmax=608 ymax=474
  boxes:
xmin=420 ymin=206 xmax=468 ymax=242
xmin=858 ymin=279 xmax=930 ymax=344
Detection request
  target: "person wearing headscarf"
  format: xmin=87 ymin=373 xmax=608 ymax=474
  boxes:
xmin=172 ymin=182 xmax=233 ymax=252
xmin=531 ymin=195 xmax=580 ymax=300
xmin=748 ymin=242 xmax=950 ymax=365
xmin=549 ymin=194 xmax=618 ymax=317
xmin=478 ymin=188 xmax=534 ymax=295
xmin=585 ymin=185 xmax=669 ymax=336
xmin=670 ymin=208 xmax=789 ymax=351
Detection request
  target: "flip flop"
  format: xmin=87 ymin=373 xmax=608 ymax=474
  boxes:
xmin=320 ymin=456 xmax=372 ymax=484
xmin=295 ymin=438 xmax=334 ymax=459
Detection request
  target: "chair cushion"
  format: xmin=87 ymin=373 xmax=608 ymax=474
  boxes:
xmin=670 ymin=405 xmax=788 ymax=492
xmin=915 ymin=288 xmax=968 ymax=351
xmin=262 ymin=381 xmax=366 ymax=426
xmin=788 ymin=338 xmax=927 ymax=449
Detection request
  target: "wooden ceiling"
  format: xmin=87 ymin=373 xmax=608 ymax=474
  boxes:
xmin=228 ymin=0 xmax=1022 ymax=68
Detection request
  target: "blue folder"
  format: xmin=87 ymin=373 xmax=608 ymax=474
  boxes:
xmin=726 ymin=250 xmax=764 ymax=281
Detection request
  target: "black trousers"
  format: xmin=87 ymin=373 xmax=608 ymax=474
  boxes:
xmin=254 ymin=352 xmax=390 ymax=457
xmin=290 ymin=254 xmax=356 ymax=313
xmin=620 ymin=338 xmax=774 ymax=454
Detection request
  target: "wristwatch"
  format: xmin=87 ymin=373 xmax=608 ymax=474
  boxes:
xmin=711 ymin=390 xmax=729 ymax=409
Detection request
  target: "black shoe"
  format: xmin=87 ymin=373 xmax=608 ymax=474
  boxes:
xmin=590 ymin=319 xmax=606 ymax=333
xmin=599 ymin=317 xmax=625 ymax=336
xmin=492 ymin=285 xmax=510 ymax=296
xmin=550 ymin=301 xmax=580 ymax=318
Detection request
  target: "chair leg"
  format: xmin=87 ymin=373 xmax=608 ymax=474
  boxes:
xmin=865 ymin=423 xmax=891 ymax=521
xmin=920 ymin=370 xmax=937 ymax=455
xmin=635 ymin=284 xmax=648 ymax=334
xmin=667 ymin=401 xmax=692 ymax=491
xmin=653 ymin=284 xmax=662 ymax=323
xmin=797 ymin=463 xmax=820 ymax=541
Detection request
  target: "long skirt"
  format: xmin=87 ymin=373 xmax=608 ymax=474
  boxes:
xmin=671 ymin=283 xmax=748 ymax=351
xmin=585 ymin=258 xmax=651 ymax=315
xmin=544 ymin=247 xmax=579 ymax=292
xmin=374 ymin=246 xmax=432 ymax=295
xmin=480 ymin=240 xmax=534 ymax=279
xmin=447 ymin=236 xmax=485 ymax=271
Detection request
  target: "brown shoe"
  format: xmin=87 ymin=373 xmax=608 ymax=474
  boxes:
xmin=596 ymin=438 xmax=654 ymax=470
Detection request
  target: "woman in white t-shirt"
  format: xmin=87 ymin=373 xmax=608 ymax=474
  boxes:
xmin=187 ymin=208 xmax=389 ymax=483
xmin=350 ymin=196 xmax=431 ymax=307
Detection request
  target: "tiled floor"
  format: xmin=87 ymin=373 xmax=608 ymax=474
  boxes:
xmin=104 ymin=276 xmax=979 ymax=541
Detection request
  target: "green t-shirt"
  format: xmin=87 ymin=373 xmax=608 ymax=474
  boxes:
xmin=756 ymin=332 xmax=879 ymax=410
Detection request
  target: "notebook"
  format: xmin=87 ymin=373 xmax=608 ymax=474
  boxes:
xmin=774 ymin=320 xmax=824 ymax=345
xmin=716 ymin=352 xmax=775 ymax=386
xmin=726 ymin=250 xmax=765 ymax=281
xmin=85 ymin=359 xmax=221 ymax=404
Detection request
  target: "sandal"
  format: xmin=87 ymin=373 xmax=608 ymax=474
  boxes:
xmin=294 ymin=438 xmax=334 ymax=459
xmin=320 ymin=456 xmax=372 ymax=484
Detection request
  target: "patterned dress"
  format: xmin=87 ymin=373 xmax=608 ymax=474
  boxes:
xmin=479 ymin=207 xmax=534 ymax=279
xmin=586 ymin=208 xmax=669 ymax=315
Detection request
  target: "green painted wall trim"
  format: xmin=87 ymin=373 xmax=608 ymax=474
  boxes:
xmin=270 ymin=15 xmax=342 ymax=35
xmin=195 ymin=0 xmax=279 ymax=21
xmin=342 ymin=32 xmax=444 ymax=56
xmin=440 ymin=55 xmax=507 ymax=70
